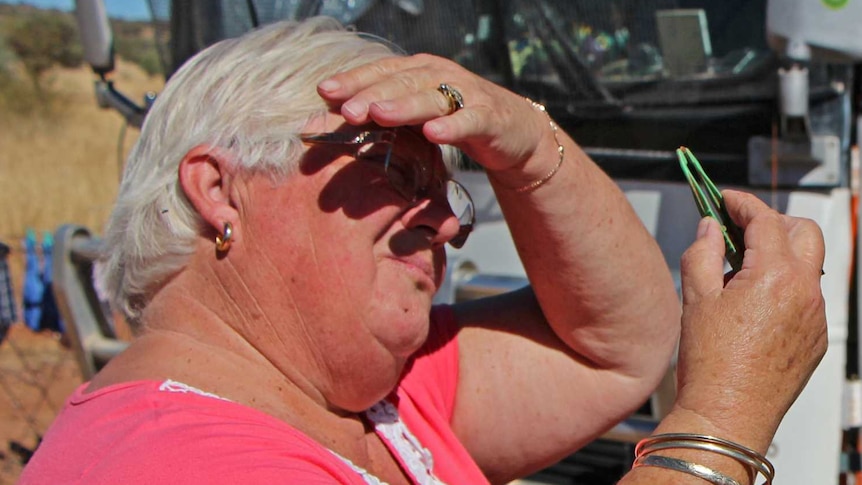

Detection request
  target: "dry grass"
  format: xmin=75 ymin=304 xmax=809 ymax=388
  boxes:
xmin=0 ymin=57 xmax=163 ymax=313
xmin=0 ymin=59 xmax=163 ymax=483
xmin=0 ymin=59 xmax=163 ymax=242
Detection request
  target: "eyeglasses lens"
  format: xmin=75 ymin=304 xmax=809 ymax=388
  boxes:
xmin=446 ymin=180 xmax=473 ymax=248
xmin=350 ymin=130 xmax=475 ymax=248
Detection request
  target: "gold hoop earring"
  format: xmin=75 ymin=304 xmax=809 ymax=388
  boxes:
xmin=215 ymin=222 xmax=233 ymax=252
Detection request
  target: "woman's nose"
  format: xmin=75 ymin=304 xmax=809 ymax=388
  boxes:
xmin=401 ymin=197 xmax=462 ymax=247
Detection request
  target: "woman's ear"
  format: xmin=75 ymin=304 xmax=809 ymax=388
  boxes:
xmin=178 ymin=145 xmax=238 ymax=236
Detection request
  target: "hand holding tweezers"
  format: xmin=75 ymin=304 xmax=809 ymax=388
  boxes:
xmin=677 ymin=146 xmax=746 ymax=272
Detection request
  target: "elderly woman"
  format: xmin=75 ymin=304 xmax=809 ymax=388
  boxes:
xmin=22 ymin=17 xmax=825 ymax=485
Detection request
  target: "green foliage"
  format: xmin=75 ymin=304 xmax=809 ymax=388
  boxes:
xmin=4 ymin=10 xmax=83 ymax=92
xmin=0 ymin=6 xmax=164 ymax=78
xmin=115 ymin=35 xmax=162 ymax=76
xmin=0 ymin=35 xmax=41 ymax=115
xmin=0 ymin=36 xmax=13 ymax=79
xmin=0 ymin=72 xmax=58 ymax=116
xmin=109 ymin=17 xmax=166 ymax=77
xmin=110 ymin=18 xmax=145 ymax=38
xmin=0 ymin=6 xmax=162 ymax=116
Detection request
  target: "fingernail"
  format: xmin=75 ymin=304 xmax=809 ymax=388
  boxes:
xmin=343 ymin=101 xmax=364 ymax=118
xmin=697 ymin=217 xmax=712 ymax=238
xmin=425 ymin=121 xmax=443 ymax=137
xmin=373 ymin=101 xmax=394 ymax=112
xmin=318 ymin=79 xmax=340 ymax=92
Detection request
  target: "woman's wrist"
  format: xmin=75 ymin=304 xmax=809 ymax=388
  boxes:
xmin=638 ymin=405 xmax=777 ymax=485
xmin=487 ymin=98 xmax=571 ymax=193
xmin=670 ymin=387 xmax=782 ymax=455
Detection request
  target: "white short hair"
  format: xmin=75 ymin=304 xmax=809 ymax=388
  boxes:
xmin=98 ymin=17 xmax=399 ymax=324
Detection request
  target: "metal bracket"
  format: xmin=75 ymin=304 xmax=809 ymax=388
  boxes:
xmin=748 ymin=134 xmax=841 ymax=186
xmin=52 ymin=225 xmax=128 ymax=379
xmin=93 ymin=80 xmax=155 ymax=129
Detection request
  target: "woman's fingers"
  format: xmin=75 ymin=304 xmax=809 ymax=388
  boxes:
xmin=675 ymin=190 xmax=828 ymax=434
xmin=318 ymin=55 xmax=462 ymax=124
xmin=319 ymin=54 xmax=433 ymax=95
xmin=316 ymin=53 xmax=555 ymax=172
xmin=721 ymin=190 xmax=792 ymax=274
xmin=680 ymin=217 xmax=727 ymax=305
xmin=783 ymin=215 xmax=826 ymax=276
xmin=361 ymin=88 xmax=464 ymax=127
xmin=721 ymin=190 xmax=824 ymax=278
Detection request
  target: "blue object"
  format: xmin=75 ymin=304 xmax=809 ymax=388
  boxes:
xmin=40 ymin=231 xmax=63 ymax=333
xmin=41 ymin=232 xmax=54 ymax=284
xmin=22 ymin=229 xmax=44 ymax=331
xmin=21 ymin=229 xmax=64 ymax=333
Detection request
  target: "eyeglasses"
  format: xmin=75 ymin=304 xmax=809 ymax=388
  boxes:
xmin=299 ymin=129 xmax=475 ymax=248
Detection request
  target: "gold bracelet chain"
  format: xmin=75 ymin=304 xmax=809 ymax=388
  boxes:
xmin=513 ymin=98 xmax=565 ymax=193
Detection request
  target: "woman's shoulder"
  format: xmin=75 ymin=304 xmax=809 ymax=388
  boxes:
xmin=70 ymin=378 xmax=298 ymax=437
xmin=22 ymin=379 xmax=363 ymax=484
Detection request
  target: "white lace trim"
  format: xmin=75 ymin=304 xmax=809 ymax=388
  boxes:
xmin=156 ymin=380 xmax=442 ymax=485
xmin=329 ymin=451 xmax=389 ymax=485
xmin=158 ymin=379 xmax=231 ymax=401
xmin=328 ymin=400 xmax=446 ymax=485
xmin=365 ymin=400 xmax=445 ymax=485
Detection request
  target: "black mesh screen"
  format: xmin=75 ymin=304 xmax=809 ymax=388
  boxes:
xmin=140 ymin=0 xmax=801 ymax=183
xmin=141 ymin=0 xmax=851 ymax=180
xmin=148 ymin=0 xmax=773 ymax=100
xmin=145 ymin=0 xmax=510 ymax=83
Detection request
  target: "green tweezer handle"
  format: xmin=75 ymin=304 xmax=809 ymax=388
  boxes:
xmin=677 ymin=146 xmax=746 ymax=272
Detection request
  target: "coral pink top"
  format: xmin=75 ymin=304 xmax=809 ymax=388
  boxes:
xmin=20 ymin=306 xmax=488 ymax=484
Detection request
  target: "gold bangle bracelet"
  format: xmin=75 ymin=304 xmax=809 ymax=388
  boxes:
xmin=512 ymin=98 xmax=565 ymax=193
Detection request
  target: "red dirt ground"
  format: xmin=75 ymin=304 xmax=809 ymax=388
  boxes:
xmin=0 ymin=244 xmax=134 ymax=484
xmin=0 ymin=324 xmax=81 ymax=484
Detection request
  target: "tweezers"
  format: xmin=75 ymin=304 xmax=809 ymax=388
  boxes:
xmin=677 ymin=146 xmax=745 ymax=272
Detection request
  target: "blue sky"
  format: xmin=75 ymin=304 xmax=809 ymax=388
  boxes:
xmin=2 ymin=0 xmax=151 ymax=20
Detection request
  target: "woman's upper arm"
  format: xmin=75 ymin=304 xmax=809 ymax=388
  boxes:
xmin=449 ymin=287 xmax=663 ymax=483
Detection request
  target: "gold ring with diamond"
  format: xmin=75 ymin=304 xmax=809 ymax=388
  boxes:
xmin=437 ymin=83 xmax=464 ymax=115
